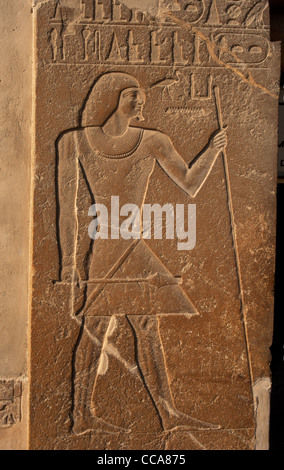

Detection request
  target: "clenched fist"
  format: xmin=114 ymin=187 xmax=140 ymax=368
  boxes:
xmin=210 ymin=130 xmax=227 ymax=151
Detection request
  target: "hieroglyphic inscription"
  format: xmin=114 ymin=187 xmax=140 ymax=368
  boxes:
xmin=75 ymin=0 xmax=269 ymax=27
xmin=214 ymin=32 xmax=269 ymax=64
xmin=150 ymin=71 xmax=213 ymax=101
xmin=0 ymin=380 xmax=22 ymax=428
xmin=48 ymin=25 xmax=270 ymax=67
xmin=47 ymin=0 xmax=270 ymax=67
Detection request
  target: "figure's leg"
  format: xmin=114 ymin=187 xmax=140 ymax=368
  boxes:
xmin=126 ymin=315 xmax=220 ymax=431
xmin=72 ymin=315 xmax=125 ymax=434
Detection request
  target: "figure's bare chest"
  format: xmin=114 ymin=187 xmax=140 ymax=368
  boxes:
xmin=79 ymin=150 xmax=155 ymax=204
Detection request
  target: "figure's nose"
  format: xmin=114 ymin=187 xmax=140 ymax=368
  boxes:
xmin=137 ymin=90 xmax=146 ymax=105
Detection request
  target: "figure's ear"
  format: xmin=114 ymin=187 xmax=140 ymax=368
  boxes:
xmin=117 ymin=89 xmax=126 ymax=106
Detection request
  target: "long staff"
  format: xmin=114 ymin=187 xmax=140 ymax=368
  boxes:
xmin=213 ymin=86 xmax=254 ymax=389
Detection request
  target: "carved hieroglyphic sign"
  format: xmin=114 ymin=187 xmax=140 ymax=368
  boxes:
xmin=0 ymin=380 xmax=22 ymax=428
xmin=31 ymin=0 xmax=280 ymax=450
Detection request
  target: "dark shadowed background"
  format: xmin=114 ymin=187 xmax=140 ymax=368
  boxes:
xmin=269 ymin=0 xmax=284 ymax=451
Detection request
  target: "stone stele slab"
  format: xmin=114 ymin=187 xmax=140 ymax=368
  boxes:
xmin=30 ymin=0 xmax=280 ymax=450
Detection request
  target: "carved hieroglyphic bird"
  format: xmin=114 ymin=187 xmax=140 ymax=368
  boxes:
xmin=150 ymin=71 xmax=184 ymax=100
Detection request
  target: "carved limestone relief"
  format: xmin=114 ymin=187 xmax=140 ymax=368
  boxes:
xmin=30 ymin=0 xmax=280 ymax=450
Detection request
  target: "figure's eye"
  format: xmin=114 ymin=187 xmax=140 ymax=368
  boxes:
xmin=123 ymin=91 xmax=138 ymax=99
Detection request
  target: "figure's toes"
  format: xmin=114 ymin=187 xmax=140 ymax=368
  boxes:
xmin=164 ymin=412 xmax=221 ymax=431
xmin=72 ymin=415 xmax=130 ymax=435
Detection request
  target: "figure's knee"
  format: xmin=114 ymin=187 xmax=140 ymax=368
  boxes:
xmin=75 ymin=317 xmax=110 ymax=367
xmin=83 ymin=316 xmax=110 ymax=344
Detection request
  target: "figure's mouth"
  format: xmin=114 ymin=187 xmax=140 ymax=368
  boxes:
xmin=135 ymin=105 xmax=144 ymax=121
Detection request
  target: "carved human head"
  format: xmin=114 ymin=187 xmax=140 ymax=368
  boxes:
xmin=117 ymin=87 xmax=146 ymax=122
xmin=81 ymin=72 xmax=144 ymax=127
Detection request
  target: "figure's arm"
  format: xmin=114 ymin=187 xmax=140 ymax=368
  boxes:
xmin=57 ymin=132 xmax=79 ymax=282
xmin=155 ymin=130 xmax=227 ymax=198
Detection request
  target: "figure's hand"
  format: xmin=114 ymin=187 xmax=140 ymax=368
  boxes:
xmin=210 ymin=130 xmax=227 ymax=151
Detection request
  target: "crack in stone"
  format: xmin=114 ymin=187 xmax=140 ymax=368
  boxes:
xmin=165 ymin=12 xmax=278 ymax=100
xmin=38 ymin=1 xmax=279 ymax=99
xmin=117 ymin=0 xmax=278 ymax=99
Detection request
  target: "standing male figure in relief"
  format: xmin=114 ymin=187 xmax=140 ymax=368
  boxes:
xmin=57 ymin=72 xmax=227 ymax=434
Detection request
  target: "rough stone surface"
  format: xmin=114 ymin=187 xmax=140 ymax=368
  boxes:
xmin=28 ymin=0 xmax=280 ymax=450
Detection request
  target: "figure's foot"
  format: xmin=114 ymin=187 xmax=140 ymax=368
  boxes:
xmin=160 ymin=401 xmax=220 ymax=431
xmin=72 ymin=412 xmax=129 ymax=435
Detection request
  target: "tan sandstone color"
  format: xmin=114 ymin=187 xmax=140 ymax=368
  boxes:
xmin=14 ymin=0 xmax=281 ymax=450
xmin=0 ymin=0 xmax=32 ymax=450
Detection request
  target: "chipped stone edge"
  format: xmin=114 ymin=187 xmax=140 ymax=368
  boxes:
xmin=32 ymin=0 xmax=170 ymax=17
xmin=32 ymin=0 xmax=51 ymax=8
